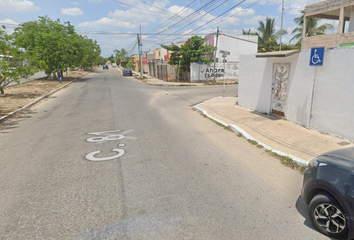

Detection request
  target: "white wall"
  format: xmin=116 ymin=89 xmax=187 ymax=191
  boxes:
xmin=239 ymin=47 xmax=354 ymax=141
xmin=217 ymin=35 xmax=258 ymax=62
xmin=190 ymin=62 xmax=239 ymax=81
xmin=238 ymin=54 xmax=273 ymax=113
xmin=309 ymin=48 xmax=354 ymax=139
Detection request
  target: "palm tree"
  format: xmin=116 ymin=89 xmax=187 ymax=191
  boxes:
xmin=257 ymin=17 xmax=287 ymax=52
xmin=114 ymin=48 xmax=127 ymax=66
xmin=290 ymin=10 xmax=333 ymax=46
xmin=242 ymin=29 xmax=257 ymax=35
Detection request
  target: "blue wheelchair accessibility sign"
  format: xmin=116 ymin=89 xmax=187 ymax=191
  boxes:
xmin=310 ymin=47 xmax=325 ymax=66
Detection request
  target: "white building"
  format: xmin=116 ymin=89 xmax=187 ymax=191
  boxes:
xmin=205 ymin=32 xmax=258 ymax=62
xmin=238 ymin=0 xmax=354 ymax=141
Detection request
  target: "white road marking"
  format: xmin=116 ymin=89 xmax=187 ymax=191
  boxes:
xmin=85 ymin=149 xmax=125 ymax=161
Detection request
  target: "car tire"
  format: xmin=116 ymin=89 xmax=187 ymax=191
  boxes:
xmin=309 ymin=192 xmax=348 ymax=239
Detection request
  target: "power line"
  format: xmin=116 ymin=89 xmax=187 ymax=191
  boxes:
xmin=111 ymin=0 xmax=179 ymax=17
xmin=159 ymin=0 xmax=228 ymax=42
xmin=219 ymin=31 xmax=258 ymax=44
xmin=145 ymin=0 xmax=221 ymax=44
xmin=146 ymin=0 xmax=197 ymax=35
xmin=136 ymin=0 xmax=182 ymax=18
xmin=151 ymin=0 xmax=217 ymax=36
xmin=204 ymin=0 xmax=262 ymax=31
xmin=161 ymin=0 xmax=247 ymax=45
xmin=76 ymin=30 xmax=207 ymax=36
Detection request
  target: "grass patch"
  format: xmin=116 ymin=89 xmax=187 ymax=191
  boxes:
xmin=266 ymin=150 xmax=307 ymax=174
xmin=247 ymin=139 xmax=258 ymax=145
xmin=247 ymin=139 xmax=264 ymax=148
xmin=198 ymin=111 xmax=231 ymax=131
xmin=196 ymin=108 xmax=306 ymax=174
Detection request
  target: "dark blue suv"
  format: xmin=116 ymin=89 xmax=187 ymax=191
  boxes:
xmin=122 ymin=68 xmax=132 ymax=76
xmin=302 ymin=147 xmax=354 ymax=239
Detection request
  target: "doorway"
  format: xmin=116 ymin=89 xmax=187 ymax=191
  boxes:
xmin=271 ymin=63 xmax=290 ymax=117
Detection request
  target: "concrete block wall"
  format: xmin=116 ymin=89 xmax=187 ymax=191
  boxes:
xmin=239 ymin=47 xmax=354 ymax=141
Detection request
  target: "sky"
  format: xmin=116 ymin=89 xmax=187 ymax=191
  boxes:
xmin=0 ymin=0 xmax=326 ymax=57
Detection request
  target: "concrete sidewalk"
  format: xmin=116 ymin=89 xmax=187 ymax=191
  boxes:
xmin=193 ymin=96 xmax=354 ymax=166
xmin=124 ymin=68 xmax=354 ymax=166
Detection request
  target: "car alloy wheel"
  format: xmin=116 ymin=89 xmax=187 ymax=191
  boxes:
xmin=309 ymin=193 xmax=348 ymax=239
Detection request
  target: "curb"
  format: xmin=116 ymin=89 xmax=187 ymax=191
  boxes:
xmin=0 ymin=80 xmax=74 ymax=124
xmin=192 ymin=101 xmax=309 ymax=167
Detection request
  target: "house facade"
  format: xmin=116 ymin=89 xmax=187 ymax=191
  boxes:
xmin=302 ymin=0 xmax=354 ymax=49
xmin=238 ymin=0 xmax=354 ymax=141
xmin=205 ymin=33 xmax=258 ymax=62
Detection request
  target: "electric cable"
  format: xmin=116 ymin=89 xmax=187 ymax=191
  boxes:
xmin=146 ymin=0 xmax=197 ymax=34
xmin=160 ymin=0 xmax=247 ymax=45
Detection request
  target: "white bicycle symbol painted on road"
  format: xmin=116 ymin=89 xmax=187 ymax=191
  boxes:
xmin=85 ymin=129 xmax=136 ymax=162
xmin=311 ymin=49 xmax=321 ymax=65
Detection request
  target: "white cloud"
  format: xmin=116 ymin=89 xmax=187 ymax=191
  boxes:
xmin=219 ymin=16 xmax=242 ymax=29
xmin=0 ymin=18 xmax=18 ymax=26
xmin=61 ymin=7 xmax=83 ymax=16
xmin=0 ymin=18 xmax=19 ymax=33
xmin=71 ymin=1 xmax=79 ymax=5
xmin=288 ymin=3 xmax=305 ymax=15
xmin=167 ymin=5 xmax=195 ymax=18
xmin=109 ymin=9 xmax=158 ymax=24
xmin=230 ymin=7 xmax=255 ymax=17
xmin=0 ymin=0 xmax=39 ymax=12
xmin=241 ymin=0 xmax=267 ymax=5
xmin=78 ymin=17 xmax=136 ymax=29
xmin=244 ymin=15 xmax=266 ymax=25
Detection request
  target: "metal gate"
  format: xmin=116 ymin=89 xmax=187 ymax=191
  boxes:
xmin=271 ymin=63 xmax=290 ymax=117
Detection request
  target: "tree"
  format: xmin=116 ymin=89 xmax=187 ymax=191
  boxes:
xmin=290 ymin=10 xmax=333 ymax=46
xmin=126 ymin=58 xmax=135 ymax=69
xmin=242 ymin=29 xmax=257 ymax=35
xmin=161 ymin=36 xmax=214 ymax=73
xmin=74 ymin=35 xmax=101 ymax=69
xmin=0 ymin=25 xmax=34 ymax=94
xmin=257 ymin=17 xmax=287 ymax=52
xmin=13 ymin=16 xmax=101 ymax=76
xmin=113 ymin=48 xmax=127 ymax=66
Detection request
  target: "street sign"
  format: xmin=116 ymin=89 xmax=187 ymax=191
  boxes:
xmin=310 ymin=47 xmax=325 ymax=66
xmin=219 ymin=50 xmax=230 ymax=55
xmin=198 ymin=60 xmax=203 ymax=65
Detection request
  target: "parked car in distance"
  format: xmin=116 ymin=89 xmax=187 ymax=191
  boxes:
xmin=301 ymin=147 xmax=354 ymax=239
xmin=123 ymin=68 xmax=132 ymax=76
xmin=112 ymin=63 xmax=117 ymax=67
xmin=103 ymin=64 xmax=108 ymax=70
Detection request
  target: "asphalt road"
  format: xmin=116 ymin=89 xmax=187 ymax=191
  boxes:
xmin=0 ymin=68 xmax=327 ymax=239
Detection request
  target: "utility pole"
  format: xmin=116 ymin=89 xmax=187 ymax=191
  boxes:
xmin=139 ymin=25 xmax=143 ymax=79
xmin=279 ymin=0 xmax=284 ymax=51
xmin=213 ymin=27 xmax=219 ymax=82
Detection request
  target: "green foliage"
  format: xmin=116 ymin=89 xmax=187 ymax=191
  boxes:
xmin=161 ymin=36 xmax=214 ymax=73
xmin=290 ymin=10 xmax=333 ymax=46
xmin=13 ymin=16 xmax=101 ymax=76
xmin=114 ymin=48 xmax=127 ymax=66
xmin=257 ymin=17 xmax=288 ymax=52
xmin=242 ymin=29 xmax=258 ymax=35
xmin=280 ymin=44 xmax=300 ymax=50
xmin=0 ymin=25 xmax=34 ymax=94
xmin=126 ymin=59 xmax=135 ymax=69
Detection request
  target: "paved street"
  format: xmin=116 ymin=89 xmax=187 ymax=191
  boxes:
xmin=0 ymin=68 xmax=327 ymax=239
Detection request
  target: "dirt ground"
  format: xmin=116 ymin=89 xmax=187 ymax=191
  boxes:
xmin=0 ymin=70 xmax=93 ymax=118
